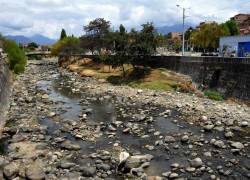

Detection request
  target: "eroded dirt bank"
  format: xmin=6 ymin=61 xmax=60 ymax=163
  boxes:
xmin=1 ymin=60 xmax=250 ymax=180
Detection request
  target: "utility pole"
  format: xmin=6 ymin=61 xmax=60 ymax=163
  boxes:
xmin=177 ymin=5 xmax=188 ymax=56
xmin=182 ymin=8 xmax=185 ymax=56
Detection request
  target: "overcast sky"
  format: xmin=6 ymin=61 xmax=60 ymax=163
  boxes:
xmin=0 ymin=0 xmax=249 ymax=39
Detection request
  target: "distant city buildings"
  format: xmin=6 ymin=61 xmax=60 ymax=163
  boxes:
xmin=231 ymin=14 xmax=250 ymax=35
xmin=169 ymin=32 xmax=182 ymax=40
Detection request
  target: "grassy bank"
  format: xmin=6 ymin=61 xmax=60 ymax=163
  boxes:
xmin=67 ymin=59 xmax=197 ymax=94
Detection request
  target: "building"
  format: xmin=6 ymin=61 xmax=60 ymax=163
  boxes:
xmin=231 ymin=14 xmax=250 ymax=35
xmin=196 ymin=21 xmax=217 ymax=30
xmin=168 ymin=32 xmax=182 ymax=40
xmin=219 ymin=35 xmax=250 ymax=57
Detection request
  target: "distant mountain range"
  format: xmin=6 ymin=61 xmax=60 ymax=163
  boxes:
xmin=4 ymin=24 xmax=196 ymax=45
xmin=5 ymin=34 xmax=56 ymax=45
xmin=157 ymin=23 xmax=195 ymax=34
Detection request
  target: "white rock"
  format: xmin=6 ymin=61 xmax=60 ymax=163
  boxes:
xmin=119 ymin=152 xmax=130 ymax=164
xmin=240 ymin=121 xmax=248 ymax=127
xmin=231 ymin=142 xmax=244 ymax=150
xmin=190 ymin=158 xmax=203 ymax=168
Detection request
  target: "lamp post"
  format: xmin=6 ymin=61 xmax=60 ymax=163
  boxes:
xmin=177 ymin=5 xmax=187 ymax=56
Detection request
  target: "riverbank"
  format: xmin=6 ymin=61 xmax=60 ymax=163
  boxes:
xmin=1 ymin=59 xmax=250 ymax=179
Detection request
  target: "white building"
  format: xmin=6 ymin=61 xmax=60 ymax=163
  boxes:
xmin=219 ymin=35 xmax=250 ymax=57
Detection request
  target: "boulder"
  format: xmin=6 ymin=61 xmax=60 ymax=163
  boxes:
xmin=25 ymin=162 xmax=45 ymax=180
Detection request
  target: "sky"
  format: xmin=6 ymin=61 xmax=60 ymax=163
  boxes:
xmin=0 ymin=0 xmax=249 ymax=39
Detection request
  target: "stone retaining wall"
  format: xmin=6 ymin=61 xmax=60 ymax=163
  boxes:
xmin=145 ymin=56 xmax=250 ymax=100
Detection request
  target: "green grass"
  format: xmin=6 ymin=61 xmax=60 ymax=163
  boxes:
xmin=128 ymin=80 xmax=178 ymax=91
xmin=204 ymin=90 xmax=224 ymax=101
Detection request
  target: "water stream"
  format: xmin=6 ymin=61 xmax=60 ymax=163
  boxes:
xmin=36 ymin=74 xmax=250 ymax=178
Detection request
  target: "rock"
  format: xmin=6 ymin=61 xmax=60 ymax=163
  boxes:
xmin=119 ymin=151 xmax=130 ymax=164
xmin=225 ymin=131 xmax=234 ymax=138
xmin=204 ymin=151 xmax=212 ymax=157
xmin=130 ymin=167 xmax=144 ymax=176
xmin=169 ymin=173 xmax=179 ymax=179
xmin=162 ymin=171 xmax=171 ymax=177
xmin=61 ymin=140 xmax=81 ymax=150
xmin=181 ymin=135 xmax=189 ymax=142
xmin=164 ymin=136 xmax=176 ymax=143
xmin=201 ymin=116 xmax=208 ymax=121
xmin=147 ymin=176 xmax=163 ymax=180
xmin=213 ymin=140 xmax=225 ymax=148
xmin=190 ymin=158 xmax=203 ymax=168
xmin=204 ymin=124 xmax=214 ymax=131
xmin=80 ymin=166 xmax=96 ymax=177
xmin=96 ymin=164 xmax=110 ymax=171
xmin=125 ymin=154 xmax=153 ymax=170
xmin=186 ymin=167 xmax=196 ymax=172
xmin=25 ymin=162 xmax=45 ymax=180
xmin=0 ymin=157 xmax=8 ymax=167
xmin=3 ymin=162 xmax=19 ymax=179
xmin=41 ymin=94 xmax=49 ymax=99
xmin=231 ymin=142 xmax=244 ymax=150
xmin=80 ymin=70 xmax=96 ymax=77
xmin=59 ymin=161 xmax=75 ymax=169
xmin=171 ymin=163 xmax=179 ymax=168
xmin=48 ymin=112 xmax=56 ymax=117
xmin=240 ymin=121 xmax=248 ymax=127
xmin=137 ymin=90 xmax=143 ymax=93
xmin=134 ymin=114 xmax=146 ymax=121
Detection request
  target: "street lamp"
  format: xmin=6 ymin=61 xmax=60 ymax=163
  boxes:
xmin=176 ymin=5 xmax=188 ymax=56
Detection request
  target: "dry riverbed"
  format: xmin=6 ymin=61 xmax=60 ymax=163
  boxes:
xmin=1 ymin=59 xmax=250 ymax=180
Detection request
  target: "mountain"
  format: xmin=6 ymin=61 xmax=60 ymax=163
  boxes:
xmin=5 ymin=34 xmax=56 ymax=45
xmin=29 ymin=34 xmax=56 ymax=45
xmin=157 ymin=23 xmax=195 ymax=34
xmin=5 ymin=35 xmax=31 ymax=44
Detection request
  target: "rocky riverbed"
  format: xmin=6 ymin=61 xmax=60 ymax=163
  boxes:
xmin=1 ymin=59 xmax=250 ymax=179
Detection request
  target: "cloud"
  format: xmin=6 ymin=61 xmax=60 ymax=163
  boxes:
xmin=0 ymin=0 xmax=248 ymax=38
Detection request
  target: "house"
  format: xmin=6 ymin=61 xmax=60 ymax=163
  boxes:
xmin=231 ymin=14 xmax=250 ymax=35
xmin=169 ymin=32 xmax=182 ymax=40
xmin=219 ymin=35 xmax=250 ymax=57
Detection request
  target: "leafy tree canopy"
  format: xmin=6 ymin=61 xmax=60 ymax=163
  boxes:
xmin=60 ymin=28 xmax=67 ymax=40
xmin=52 ymin=36 xmax=81 ymax=56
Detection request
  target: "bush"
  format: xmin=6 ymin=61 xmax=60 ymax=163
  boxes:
xmin=204 ymin=90 xmax=224 ymax=101
xmin=13 ymin=64 xmax=25 ymax=74
xmin=3 ymin=38 xmax=27 ymax=73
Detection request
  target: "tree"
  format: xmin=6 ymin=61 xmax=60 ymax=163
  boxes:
xmin=82 ymin=18 xmax=111 ymax=54
xmin=51 ymin=36 xmax=81 ymax=56
xmin=112 ymin=24 xmax=129 ymax=76
xmin=156 ymin=33 xmax=167 ymax=47
xmin=137 ymin=23 xmax=157 ymax=56
xmin=60 ymin=28 xmax=67 ymax=40
xmin=223 ymin=20 xmax=240 ymax=36
xmin=191 ymin=22 xmax=230 ymax=51
xmin=27 ymin=42 xmax=39 ymax=51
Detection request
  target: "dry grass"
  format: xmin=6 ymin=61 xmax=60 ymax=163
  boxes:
xmin=67 ymin=59 xmax=197 ymax=93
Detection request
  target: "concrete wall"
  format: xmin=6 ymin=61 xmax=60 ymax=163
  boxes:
xmin=145 ymin=56 xmax=250 ymax=100
xmin=0 ymin=57 xmax=11 ymax=133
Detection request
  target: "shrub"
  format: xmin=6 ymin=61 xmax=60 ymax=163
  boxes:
xmin=204 ymin=90 xmax=224 ymax=101
xmin=13 ymin=64 xmax=25 ymax=74
xmin=3 ymin=39 xmax=27 ymax=73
